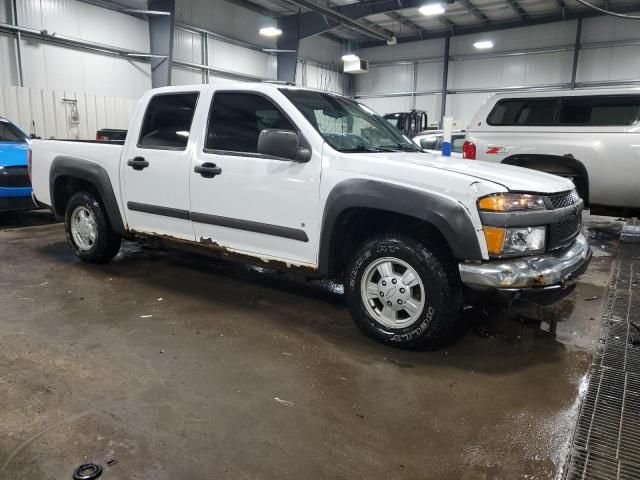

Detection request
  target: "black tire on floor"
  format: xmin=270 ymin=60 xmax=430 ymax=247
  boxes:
xmin=344 ymin=235 xmax=463 ymax=350
xmin=64 ymin=191 xmax=121 ymax=264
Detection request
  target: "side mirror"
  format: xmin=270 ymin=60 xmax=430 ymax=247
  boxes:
xmin=29 ymin=134 xmax=41 ymax=139
xmin=258 ymin=129 xmax=311 ymax=162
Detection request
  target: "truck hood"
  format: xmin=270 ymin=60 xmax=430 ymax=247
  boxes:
xmin=373 ymin=151 xmax=574 ymax=193
xmin=0 ymin=142 xmax=28 ymax=167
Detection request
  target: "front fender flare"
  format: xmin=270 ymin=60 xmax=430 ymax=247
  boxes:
xmin=318 ymin=179 xmax=483 ymax=276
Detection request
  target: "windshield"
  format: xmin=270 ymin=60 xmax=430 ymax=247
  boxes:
xmin=0 ymin=120 xmax=27 ymax=143
xmin=282 ymin=90 xmax=421 ymax=153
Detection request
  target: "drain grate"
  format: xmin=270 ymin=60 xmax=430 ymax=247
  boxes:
xmin=565 ymin=244 xmax=640 ymax=479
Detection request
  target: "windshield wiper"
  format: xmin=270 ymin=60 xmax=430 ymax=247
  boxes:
xmin=385 ymin=143 xmax=423 ymax=152
xmin=336 ymin=145 xmax=396 ymax=153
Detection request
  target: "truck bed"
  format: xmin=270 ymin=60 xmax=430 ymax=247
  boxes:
xmin=30 ymin=140 xmax=124 ymax=208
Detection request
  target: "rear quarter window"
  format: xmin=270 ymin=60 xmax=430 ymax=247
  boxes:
xmin=558 ymin=95 xmax=640 ymax=126
xmin=138 ymin=92 xmax=199 ymax=150
xmin=487 ymin=98 xmax=558 ymax=126
xmin=486 ymin=95 xmax=640 ymax=127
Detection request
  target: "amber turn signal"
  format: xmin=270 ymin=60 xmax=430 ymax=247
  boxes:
xmin=483 ymin=226 xmax=506 ymax=256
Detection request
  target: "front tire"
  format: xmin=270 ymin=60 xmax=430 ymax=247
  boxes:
xmin=64 ymin=191 xmax=121 ymax=264
xmin=345 ymin=235 xmax=462 ymax=350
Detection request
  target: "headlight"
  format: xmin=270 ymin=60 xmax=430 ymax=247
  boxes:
xmin=483 ymin=226 xmax=546 ymax=257
xmin=478 ymin=193 xmax=545 ymax=212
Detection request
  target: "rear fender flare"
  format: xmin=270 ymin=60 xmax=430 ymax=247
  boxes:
xmin=50 ymin=156 xmax=126 ymax=235
xmin=502 ymin=154 xmax=589 ymax=204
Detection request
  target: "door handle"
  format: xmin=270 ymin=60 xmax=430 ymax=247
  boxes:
xmin=127 ymin=156 xmax=149 ymax=170
xmin=194 ymin=162 xmax=222 ymax=178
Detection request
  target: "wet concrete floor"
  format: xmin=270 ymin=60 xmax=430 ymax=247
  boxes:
xmin=0 ymin=211 xmax=622 ymax=479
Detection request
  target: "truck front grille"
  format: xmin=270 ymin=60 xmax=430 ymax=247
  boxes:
xmin=548 ymin=207 xmax=583 ymax=250
xmin=549 ymin=190 xmax=580 ymax=209
xmin=0 ymin=166 xmax=31 ymax=188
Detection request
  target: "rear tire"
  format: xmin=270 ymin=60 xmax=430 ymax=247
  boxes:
xmin=344 ymin=235 xmax=462 ymax=350
xmin=65 ymin=191 xmax=121 ymax=264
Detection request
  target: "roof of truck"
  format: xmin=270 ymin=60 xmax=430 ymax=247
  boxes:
xmin=487 ymin=87 xmax=640 ymax=101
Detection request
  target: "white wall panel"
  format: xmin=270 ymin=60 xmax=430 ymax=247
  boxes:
xmin=297 ymin=62 xmax=345 ymax=94
xmin=360 ymin=38 xmax=445 ymax=62
xmin=358 ymin=96 xmax=413 ymax=115
xmin=0 ymin=33 xmax=18 ymax=87
xmin=416 ymin=62 xmax=443 ymax=91
xmin=582 ymin=11 xmax=640 ymax=43
xmin=450 ymin=21 xmax=577 ymax=55
xmin=448 ymin=51 xmax=572 ymax=89
xmin=414 ymin=95 xmax=442 ymax=123
xmin=578 ymin=46 xmax=640 ymax=83
xmin=0 ymin=0 xmax=11 ymax=22
xmin=19 ymin=39 xmax=151 ymax=99
xmin=355 ymin=64 xmax=414 ymax=95
xmin=0 ymin=85 xmax=137 ymax=139
xmin=173 ymin=28 xmax=202 ymax=63
xmin=172 ymin=66 xmax=202 ymax=86
xmin=15 ymin=0 xmax=149 ymax=51
xmin=446 ymin=93 xmax=492 ymax=129
xmin=208 ymin=38 xmax=276 ymax=79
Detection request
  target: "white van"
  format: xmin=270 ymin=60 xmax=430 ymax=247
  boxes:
xmin=463 ymin=89 xmax=640 ymax=216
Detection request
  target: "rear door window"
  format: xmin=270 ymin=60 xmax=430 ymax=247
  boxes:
xmin=487 ymin=99 xmax=559 ymax=126
xmin=138 ymin=92 xmax=199 ymax=150
xmin=558 ymin=95 xmax=640 ymax=126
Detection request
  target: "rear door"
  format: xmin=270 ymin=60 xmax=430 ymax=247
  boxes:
xmin=122 ymin=91 xmax=199 ymax=240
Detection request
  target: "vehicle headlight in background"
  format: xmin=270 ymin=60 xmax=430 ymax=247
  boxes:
xmin=483 ymin=226 xmax=546 ymax=257
xmin=478 ymin=193 xmax=545 ymax=212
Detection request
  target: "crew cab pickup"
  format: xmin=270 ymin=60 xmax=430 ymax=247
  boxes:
xmin=30 ymin=83 xmax=592 ymax=349
xmin=463 ymin=89 xmax=640 ymax=216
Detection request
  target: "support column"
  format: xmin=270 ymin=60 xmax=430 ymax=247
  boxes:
xmin=440 ymin=35 xmax=450 ymax=127
xmin=276 ymin=35 xmax=299 ymax=83
xmin=570 ymin=18 xmax=582 ymax=90
xmin=411 ymin=61 xmax=418 ymax=110
xmin=148 ymin=0 xmax=175 ymax=88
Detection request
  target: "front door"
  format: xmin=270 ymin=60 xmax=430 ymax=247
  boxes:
xmin=190 ymin=90 xmax=321 ymax=266
xmin=122 ymin=91 xmax=199 ymax=240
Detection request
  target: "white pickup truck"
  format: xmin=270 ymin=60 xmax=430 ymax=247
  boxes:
xmin=30 ymin=83 xmax=591 ymax=349
xmin=463 ymin=89 xmax=640 ymax=216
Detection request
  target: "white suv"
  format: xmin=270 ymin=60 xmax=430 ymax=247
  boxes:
xmin=463 ymin=89 xmax=640 ymax=216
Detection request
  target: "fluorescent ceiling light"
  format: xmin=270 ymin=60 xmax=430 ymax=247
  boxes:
xmin=259 ymin=27 xmax=282 ymax=37
xmin=419 ymin=3 xmax=445 ymax=16
xmin=341 ymin=54 xmax=360 ymax=62
xmin=473 ymin=40 xmax=494 ymax=49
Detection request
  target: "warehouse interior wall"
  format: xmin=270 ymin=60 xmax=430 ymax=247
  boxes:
xmin=354 ymin=12 xmax=640 ymax=128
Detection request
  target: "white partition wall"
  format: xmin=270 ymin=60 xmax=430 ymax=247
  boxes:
xmin=354 ymin=13 xmax=640 ymax=128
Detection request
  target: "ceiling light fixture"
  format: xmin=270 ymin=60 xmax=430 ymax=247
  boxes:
xmin=419 ymin=2 xmax=445 ymax=16
xmin=341 ymin=53 xmax=360 ymax=62
xmin=259 ymin=26 xmax=282 ymax=37
xmin=473 ymin=40 xmax=494 ymax=49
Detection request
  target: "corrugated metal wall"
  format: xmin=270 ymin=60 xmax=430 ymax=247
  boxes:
xmin=0 ymin=85 xmax=138 ymax=139
xmin=355 ymin=13 xmax=640 ymax=127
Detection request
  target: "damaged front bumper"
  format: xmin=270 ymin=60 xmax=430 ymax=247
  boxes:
xmin=459 ymin=233 xmax=592 ymax=297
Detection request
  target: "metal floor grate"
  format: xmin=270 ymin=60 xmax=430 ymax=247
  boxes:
xmin=565 ymin=244 xmax=640 ymax=480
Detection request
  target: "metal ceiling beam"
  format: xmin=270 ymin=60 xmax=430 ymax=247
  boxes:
xmin=385 ymin=11 xmax=423 ymax=36
xmin=506 ymin=0 xmax=529 ymax=20
xmin=437 ymin=16 xmax=456 ymax=32
xmin=457 ymin=0 xmax=489 ymax=22
xmin=278 ymin=0 xmax=393 ymax=41
xmin=358 ymin=3 xmax=640 ymax=48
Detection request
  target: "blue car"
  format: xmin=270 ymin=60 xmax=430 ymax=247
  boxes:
xmin=0 ymin=117 xmax=37 ymax=212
